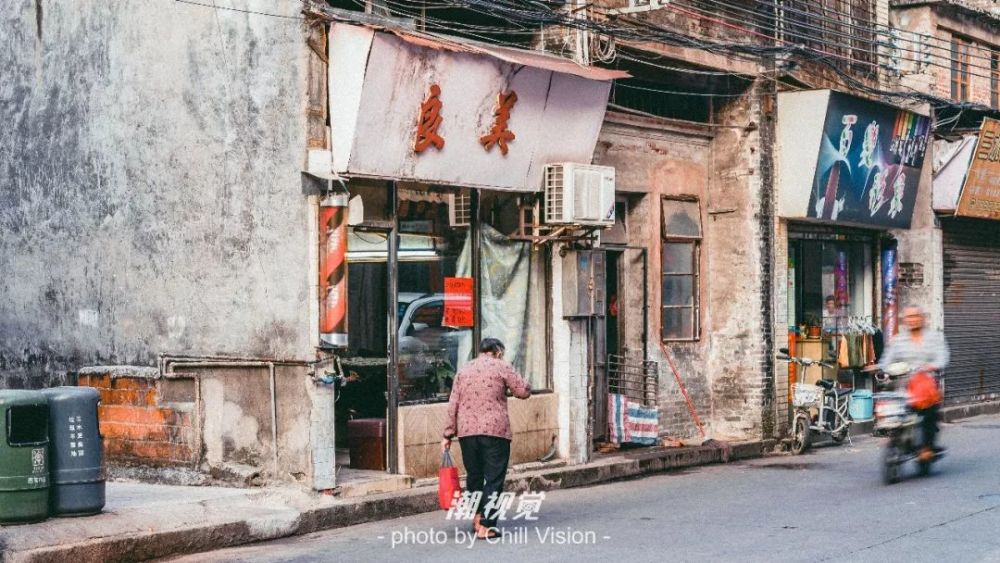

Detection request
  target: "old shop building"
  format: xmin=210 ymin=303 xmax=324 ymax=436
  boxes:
xmin=890 ymin=0 xmax=1000 ymax=404
xmin=314 ymin=20 xmax=625 ymax=479
xmin=773 ymin=90 xmax=936 ymax=433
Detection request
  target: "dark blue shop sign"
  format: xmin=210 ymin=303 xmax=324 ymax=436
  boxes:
xmin=778 ymin=90 xmax=931 ymax=229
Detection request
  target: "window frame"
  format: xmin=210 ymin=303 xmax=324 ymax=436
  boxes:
xmin=660 ymin=196 xmax=702 ymax=342
xmin=992 ymin=51 xmax=999 ymax=109
xmin=952 ymin=36 xmax=971 ymax=102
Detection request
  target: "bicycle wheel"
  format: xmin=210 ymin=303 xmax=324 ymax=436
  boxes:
xmin=831 ymin=410 xmax=851 ymax=443
xmin=791 ymin=413 xmax=811 ymax=455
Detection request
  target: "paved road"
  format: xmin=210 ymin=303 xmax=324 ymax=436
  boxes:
xmin=170 ymin=415 xmax=1000 ymax=562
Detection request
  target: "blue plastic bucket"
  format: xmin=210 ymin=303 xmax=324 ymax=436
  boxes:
xmin=849 ymin=390 xmax=874 ymax=420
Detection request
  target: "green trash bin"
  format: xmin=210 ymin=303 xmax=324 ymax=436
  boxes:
xmin=0 ymin=390 xmax=50 ymax=524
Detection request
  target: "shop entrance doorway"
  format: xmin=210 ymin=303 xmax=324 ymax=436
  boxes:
xmin=339 ymin=226 xmax=392 ymax=476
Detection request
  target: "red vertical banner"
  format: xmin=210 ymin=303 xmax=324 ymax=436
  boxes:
xmin=443 ymin=277 xmax=474 ymax=328
xmin=319 ymin=193 xmax=349 ymax=347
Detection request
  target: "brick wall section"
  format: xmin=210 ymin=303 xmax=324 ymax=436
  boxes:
xmin=79 ymin=373 xmax=198 ymax=466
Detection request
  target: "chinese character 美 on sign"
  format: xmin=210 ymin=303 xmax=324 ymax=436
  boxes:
xmin=480 ymin=90 xmax=518 ymax=155
xmin=413 ymin=84 xmax=445 ymax=153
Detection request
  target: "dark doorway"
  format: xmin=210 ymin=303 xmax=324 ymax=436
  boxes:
xmin=338 ymin=227 xmax=391 ymax=474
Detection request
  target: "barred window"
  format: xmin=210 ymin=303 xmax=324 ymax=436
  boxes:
xmin=775 ymin=0 xmax=878 ymax=77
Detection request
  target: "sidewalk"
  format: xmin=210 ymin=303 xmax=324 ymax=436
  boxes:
xmin=0 ymin=441 xmax=771 ymax=563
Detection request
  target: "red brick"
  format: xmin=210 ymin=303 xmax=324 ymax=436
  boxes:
xmin=141 ymin=388 xmax=160 ymax=406
xmin=99 ymin=405 xmax=180 ymax=426
xmin=101 ymin=421 xmax=174 ymax=442
xmin=106 ymin=439 xmax=175 ymax=462
xmin=112 ymin=378 xmax=155 ymax=392
xmin=80 ymin=374 xmax=111 ymax=390
xmin=170 ymin=444 xmax=197 ymax=463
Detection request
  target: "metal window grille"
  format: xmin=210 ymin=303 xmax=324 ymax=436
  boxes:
xmin=608 ymin=350 xmax=659 ymax=407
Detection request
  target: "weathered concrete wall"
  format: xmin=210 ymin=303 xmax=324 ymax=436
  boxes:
xmin=0 ymin=0 xmax=312 ymax=389
xmin=893 ymin=124 xmax=944 ymax=331
xmin=703 ymin=91 xmax=769 ymax=440
xmin=593 ymin=102 xmax=768 ymax=442
xmin=81 ymin=363 xmax=318 ymax=487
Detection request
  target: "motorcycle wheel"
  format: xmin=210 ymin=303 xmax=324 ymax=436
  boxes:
xmin=918 ymin=458 xmax=931 ymax=477
xmin=791 ymin=413 xmax=811 ymax=455
xmin=882 ymin=442 xmax=901 ymax=485
xmin=917 ymin=448 xmax=934 ymax=477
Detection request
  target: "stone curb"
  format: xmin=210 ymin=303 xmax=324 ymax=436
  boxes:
xmin=941 ymin=400 xmax=1000 ymax=423
xmin=3 ymin=440 xmax=774 ymax=563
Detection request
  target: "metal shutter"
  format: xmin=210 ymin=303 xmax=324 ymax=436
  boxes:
xmin=942 ymin=218 xmax=1000 ymax=403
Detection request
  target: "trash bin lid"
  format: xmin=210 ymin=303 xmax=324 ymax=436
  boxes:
xmin=40 ymin=386 xmax=100 ymax=404
xmin=0 ymin=390 xmax=49 ymax=408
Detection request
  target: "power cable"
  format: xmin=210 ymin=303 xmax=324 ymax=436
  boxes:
xmin=175 ymin=0 xmax=305 ymax=20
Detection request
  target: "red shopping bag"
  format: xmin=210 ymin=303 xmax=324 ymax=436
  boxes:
xmin=438 ymin=450 xmax=461 ymax=510
xmin=907 ymin=371 xmax=941 ymax=410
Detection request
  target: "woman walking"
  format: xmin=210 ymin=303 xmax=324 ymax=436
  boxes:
xmin=441 ymin=338 xmax=532 ymax=539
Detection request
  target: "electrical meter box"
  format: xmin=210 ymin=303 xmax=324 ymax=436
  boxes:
xmin=562 ymin=250 xmax=606 ymax=318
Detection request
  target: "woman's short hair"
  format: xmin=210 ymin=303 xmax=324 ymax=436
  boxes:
xmin=479 ymin=338 xmax=506 ymax=355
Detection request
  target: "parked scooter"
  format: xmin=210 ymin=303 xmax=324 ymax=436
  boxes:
xmin=873 ymin=362 xmax=944 ymax=484
xmin=778 ymin=348 xmax=852 ymax=455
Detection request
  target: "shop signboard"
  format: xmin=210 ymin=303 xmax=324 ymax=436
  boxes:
xmin=956 ymin=117 xmax=1000 ymax=220
xmin=327 ymin=22 xmax=624 ymax=192
xmin=777 ymin=90 xmax=931 ymax=229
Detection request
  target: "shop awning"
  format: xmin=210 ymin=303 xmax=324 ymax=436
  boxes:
xmin=327 ymin=21 xmax=623 ymax=192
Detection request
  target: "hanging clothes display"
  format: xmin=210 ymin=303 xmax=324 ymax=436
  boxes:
xmin=835 ymin=317 xmax=879 ymax=369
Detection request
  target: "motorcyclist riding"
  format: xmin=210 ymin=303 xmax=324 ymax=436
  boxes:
xmin=878 ymin=304 xmax=949 ymax=462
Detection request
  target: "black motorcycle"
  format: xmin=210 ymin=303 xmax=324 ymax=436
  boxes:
xmin=873 ymin=364 xmax=944 ymax=484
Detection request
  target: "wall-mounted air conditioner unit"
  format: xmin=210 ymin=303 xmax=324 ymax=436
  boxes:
xmin=544 ymin=163 xmax=616 ymax=227
xmin=448 ymin=192 xmax=472 ymax=227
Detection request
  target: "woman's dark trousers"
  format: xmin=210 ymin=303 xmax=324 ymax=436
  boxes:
xmin=459 ymin=435 xmax=511 ymax=529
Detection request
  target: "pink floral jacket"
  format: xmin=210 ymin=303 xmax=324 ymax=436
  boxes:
xmin=443 ymin=355 xmax=532 ymax=440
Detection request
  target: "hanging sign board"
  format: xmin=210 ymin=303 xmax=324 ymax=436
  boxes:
xmin=778 ymin=90 xmax=930 ymax=229
xmin=443 ymin=277 xmax=474 ymax=328
xmin=956 ymin=117 xmax=1000 ymax=220
xmin=327 ymin=22 xmax=623 ymax=192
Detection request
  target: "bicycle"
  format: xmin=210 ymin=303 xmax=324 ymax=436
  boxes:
xmin=778 ymin=348 xmax=853 ymax=455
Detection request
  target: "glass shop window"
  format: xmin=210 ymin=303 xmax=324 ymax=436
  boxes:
xmin=789 ymin=239 xmax=874 ymax=335
xmin=397 ymin=186 xmax=473 ymax=404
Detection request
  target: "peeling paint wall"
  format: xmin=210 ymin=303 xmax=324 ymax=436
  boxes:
xmin=593 ymin=100 xmax=769 ymax=442
xmin=0 ymin=0 xmax=312 ymax=388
